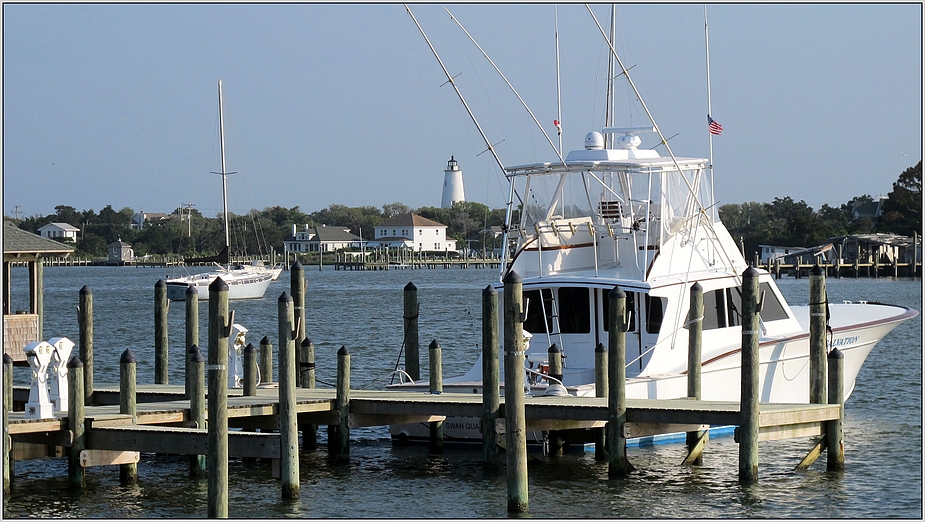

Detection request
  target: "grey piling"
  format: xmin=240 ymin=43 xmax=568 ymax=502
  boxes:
xmin=481 ymin=284 xmax=501 ymax=464
xmin=809 ymin=265 xmax=827 ymax=404
xmin=685 ymin=282 xmax=708 ymax=465
xmin=185 ymin=285 xmax=199 ymax=398
xmin=207 ymin=277 xmax=230 ymax=518
xmin=299 ymin=337 xmax=317 ymax=450
xmin=154 ymin=279 xmax=169 ymax=385
xmin=738 ymin=267 xmax=761 ymax=482
xmin=278 ymin=292 xmax=300 ymax=499
xmin=67 ymin=356 xmax=85 ymax=489
xmin=607 ymin=286 xmax=630 ymax=476
xmin=428 ymin=339 xmax=444 ymax=454
xmin=259 ymin=336 xmax=273 ymax=384
xmin=403 ymin=282 xmax=420 ymax=381
xmin=78 ymin=286 xmax=93 ymax=405
xmin=332 ymin=346 xmax=351 ymax=458
xmin=291 ymin=261 xmax=306 ymax=367
xmin=3 ymin=353 xmax=13 ymax=495
xmin=189 ymin=345 xmax=206 ymax=477
xmin=547 ymin=343 xmax=564 ymax=457
xmin=594 ymin=343 xmax=607 ymax=460
xmin=827 ymin=348 xmax=845 ymax=471
xmin=503 ymin=270 xmax=528 ymax=513
xmin=119 ymin=349 xmax=137 ymax=485
xmin=243 ymin=343 xmax=258 ymax=396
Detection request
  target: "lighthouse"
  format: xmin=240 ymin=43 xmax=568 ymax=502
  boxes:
xmin=441 ymin=156 xmax=465 ymax=208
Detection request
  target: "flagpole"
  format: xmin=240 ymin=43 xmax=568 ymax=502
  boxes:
xmin=555 ymin=4 xmax=563 ymax=154
xmin=704 ymin=5 xmax=716 ymax=222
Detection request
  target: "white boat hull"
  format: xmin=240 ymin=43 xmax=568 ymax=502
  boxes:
xmin=165 ymin=268 xmax=272 ymax=301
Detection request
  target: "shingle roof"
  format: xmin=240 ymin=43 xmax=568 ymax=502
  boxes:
xmin=377 ymin=213 xmax=446 ymax=228
xmin=312 ymin=226 xmax=360 ymax=242
xmin=3 ymin=222 xmax=75 ymax=258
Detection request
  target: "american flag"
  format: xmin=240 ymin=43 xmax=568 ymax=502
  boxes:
xmin=708 ymin=115 xmax=723 ymax=135
xmin=554 ymin=119 xmax=562 ymax=135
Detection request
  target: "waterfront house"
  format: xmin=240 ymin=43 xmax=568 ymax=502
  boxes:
xmin=366 ymin=213 xmax=457 ymax=253
xmin=131 ymin=211 xmax=172 ymax=231
xmin=759 ymin=245 xmax=807 ymax=263
xmin=283 ymin=225 xmax=361 ymax=254
xmin=37 ymin=222 xmax=80 ymax=243
xmin=107 ymin=239 xmax=135 ymax=264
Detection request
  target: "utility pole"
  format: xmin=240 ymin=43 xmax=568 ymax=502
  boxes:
xmin=182 ymin=203 xmax=196 ymax=237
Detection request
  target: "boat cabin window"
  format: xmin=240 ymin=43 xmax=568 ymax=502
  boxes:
xmin=758 ymin=282 xmax=789 ymax=322
xmin=645 ymin=294 xmax=665 ymax=334
xmin=700 ymin=288 xmax=742 ymax=330
xmin=522 ymin=288 xmax=591 ymax=335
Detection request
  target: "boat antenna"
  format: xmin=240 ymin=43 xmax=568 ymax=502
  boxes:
xmin=217 ymin=80 xmax=231 ymax=258
xmin=443 ymin=6 xmax=568 ymax=169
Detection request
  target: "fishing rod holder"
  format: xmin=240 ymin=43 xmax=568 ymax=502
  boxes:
xmin=24 ymin=341 xmax=55 ymax=419
xmin=47 ymin=336 xmax=74 ymax=414
xmin=228 ymin=323 xmax=248 ymax=388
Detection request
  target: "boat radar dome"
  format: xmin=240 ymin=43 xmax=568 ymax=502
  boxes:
xmin=584 ymin=131 xmax=605 ymax=150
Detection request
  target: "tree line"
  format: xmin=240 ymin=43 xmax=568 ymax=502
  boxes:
xmin=7 ymin=161 xmax=920 ymax=260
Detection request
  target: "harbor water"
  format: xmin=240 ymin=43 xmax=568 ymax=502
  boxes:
xmin=3 ymin=265 xmax=922 ymax=518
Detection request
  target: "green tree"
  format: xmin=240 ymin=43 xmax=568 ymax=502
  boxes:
xmin=879 ymin=161 xmax=922 ymax=237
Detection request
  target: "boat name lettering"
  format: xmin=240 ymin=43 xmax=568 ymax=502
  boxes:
xmin=827 ymin=336 xmax=860 ymax=348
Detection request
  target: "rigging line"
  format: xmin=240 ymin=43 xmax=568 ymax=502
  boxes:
xmin=444 ymin=6 xmax=568 ymax=170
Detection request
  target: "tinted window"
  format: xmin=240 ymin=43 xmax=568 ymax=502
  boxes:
xmin=559 ymin=287 xmax=591 ymax=333
xmin=759 ymin=282 xmax=789 ymax=321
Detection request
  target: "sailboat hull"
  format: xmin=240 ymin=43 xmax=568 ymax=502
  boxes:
xmin=165 ymin=268 xmax=273 ymax=301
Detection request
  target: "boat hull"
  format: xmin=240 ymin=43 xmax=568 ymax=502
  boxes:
xmin=165 ymin=270 xmax=272 ymax=301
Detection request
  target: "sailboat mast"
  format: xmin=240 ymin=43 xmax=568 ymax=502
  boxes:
xmin=604 ymin=4 xmax=616 ymax=148
xmin=217 ymin=80 xmax=231 ymax=253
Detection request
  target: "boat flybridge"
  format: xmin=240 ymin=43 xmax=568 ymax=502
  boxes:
xmin=387 ymin=127 xmax=917 ymax=444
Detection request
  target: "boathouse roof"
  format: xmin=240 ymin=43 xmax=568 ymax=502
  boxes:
xmin=3 ymin=221 xmax=75 ymax=261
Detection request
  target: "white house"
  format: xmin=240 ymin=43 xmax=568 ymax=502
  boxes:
xmin=131 ymin=211 xmax=172 ymax=231
xmin=38 ymin=223 xmax=80 ymax=242
xmin=283 ymin=225 xmax=361 ymax=253
xmin=758 ymin=245 xmax=805 ymax=263
xmin=368 ymin=213 xmax=456 ymax=253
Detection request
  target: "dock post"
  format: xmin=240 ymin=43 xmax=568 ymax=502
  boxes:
xmin=503 ymin=270 xmax=528 ymax=513
xmin=243 ymin=343 xmax=257 ymax=396
xmin=546 ymin=343 xmax=564 ymax=457
xmin=428 ymin=339 xmax=444 ymax=454
xmin=66 ymin=356 xmax=85 ymax=489
xmin=290 ymin=261 xmax=306 ymax=367
xmin=119 ymin=349 xmax=137 ymax=485
xmin=277 ymin=292 xmax=300 ymax=499
xmin=299 ymin=338 xmax=317 ymax=451
xmin=827 ymin=348 xmax=845 ymax=471
xmin=154 ymin=279 xmax=169 ymax=385
xmin=403 ymin=282 xmax=420 ymax=381
xmin=684 ymin=282 xmax=707 ymax=465
xmin=78 ymin=286 xmax=93 ymax=405
xmin=481 ymin=284 xmax=501 ymax=464
xmin=3 ymin=354 xmax=12 ymax=495
xmin=738 ymin=267 xmax=761 ymax=482
xmin=809 ymin=265 xmax=827 ymax=404
xmin=259 ymin=336 xmax=273 ymax=384
xmin=207 ymin=278 xmax=230 ymax=518
xmin=607 ymin=286 xmax=631 ymax=477
xmin=332 ymin=346 xmax=351 ymax=458
xmin=594 ymin=343 xmax=607 ymax=460
xmin=189 ymin=345 xmax=206 ymax=477
xmin=185 ymin=285 xmax=199 ymax=398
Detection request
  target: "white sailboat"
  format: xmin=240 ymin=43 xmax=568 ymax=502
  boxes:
xmin=165 ymin=80 xmax=273 ymax=301
xmin=388 ymin=6 xmax=918 ymax=444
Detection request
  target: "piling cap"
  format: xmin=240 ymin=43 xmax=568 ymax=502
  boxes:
xmin=827 ymin=347 xmax=844 ymax=360
xmin=595 ymin=342 xmax=606 ymax=353
xmin=691 ymin=282 xmax=703 ymax=291
xmin=120 ymin=349 xmax=135 ymax=364
xmin=80 ymin=285 xmax=92 ymax=295
xmin=548 ymin=343 xmax=561 ymax=353
xmin=609 ymin=286 xmax=625 ymax=299
xmin=209 ymin=277 xmax=228 ymax=292
xmin=810 ymin=264 xmax=824 ymax=276
xmin=188 ymin=344 xmax=199 ymax=354
xmin=338 ymin=345 xmax=350 ymax=356
xmin=743 ymin=266 xmax=760 ymax=279
xmin=291 ymin=260 xmax=303 ymax=272
xmin=278 ymin=291 xmax=292 ymax=302
xmin=67 ymin=355 xmax=83 ymax=369
xmin=186 ymin=284 xmax=198 ymax=296
xmin=482 ymin=284 xmax=498 ymax=296
xmin=404 ymin=281 xmax=417 ymax=292
xmin=301 ymin=337 xmax=313 ymax=347
xmin=503 ymin=270 xmax=522 ymax=284
xmin=155 ymin=279 xmax=166 ymax=288
xmin=260 ymin=336 xmax=271 ymax=346
xmin=190 ymin=348 xmax=205 ymax=363
xmin=429 ymin=339 xmax=440 ymax=350
xmin=244 ymin=343 xmax=257 ymax=354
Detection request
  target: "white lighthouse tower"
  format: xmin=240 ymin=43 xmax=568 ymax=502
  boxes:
xmin=440 ymin=156 xmax=465 ymax=208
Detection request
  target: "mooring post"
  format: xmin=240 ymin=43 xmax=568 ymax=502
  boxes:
xmin=207 ymin=278 xmax=230 ymax=518
xmin=594 ymin=343 xmax=607 ymax=460
xmin=243 ymin=343 xmax=257 ymax=396
xmin=259 ymin=336 xmax=273 ymax=384
xmin=607 ymin=286 xmax=630 ymax=476
xmin=428 ymin=339 xmax=444 ymax=454
xmin=809 ymin=264 xmax=827 ymax=404
xmin=78 ymin=286 xmax=93 ymax=405
xmin=189 ymin=345 xmax=206 ymax=477
xmin=277 ymin=292 xmax=300 ymax=498
xmin=738 ymin=267 xmax=761 ymax=482
xmin=67 ymin=356 xmax=85 ymax=489
xmin=154 ymin=279 xmax=169 ymax=385
xmin=332 ymin=346 xmax=351 ymax=458
xmin=403 ymin=282 xmax=420 ymax=381
xmin=684 ymin=282 xmax=708 ymax=465
xmin=119 ymin=349 xmax=138 ymax=485
xmin=481 ymin=284 xmax=501 ymax=464
xmin=185 ymin=285 xmax=199 ymax=398
xmin=503 ymin=270 xmax=528 ymax=513
xmin=299 ymin=337 xmax=317 ymax=451
xmin=547 ymin=343 xmax=564 ymax=457
xmin=290 ymin=261 xmax=306 ymax=367
xmin=3 ymin=353 xmax=13 ymax=495
xmin=827 ymin=348 xmax=845 ymax=471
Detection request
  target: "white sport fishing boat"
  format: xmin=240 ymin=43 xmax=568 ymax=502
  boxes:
xmin=388 ymin=7 xmax=917 ymax=445
xmin=165 ymin=80 xmax=273 ymax=301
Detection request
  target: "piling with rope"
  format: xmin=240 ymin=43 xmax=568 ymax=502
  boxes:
xmin=428 ymin=339 xmax=444 ymax=454
xmin=119 ymin=349 xmax=137 ymax=485
xmin=594 ymin=342 xmax=607 ymax=460
xmin=78 ymin=286 xmax=93 ymax=405
xmin=738 ymin=267 xmax=761 ymax=482
xmin=277 ymin=292 xmax=299 ymax=499
xmin=809 ymin=264 xmax=827 ymax=404
xmin=503 ymin=270 xmax=528 ymax=513
xmin=154 ymin=279 xmax=169 ymax=385
xmin=607 ymin=286 xmax=631 ymax=476
xmin=403 ymin=282 xmax=420 ymax=381
xmin=481 ymin=284 xmax=500 ymax=464
xmin=207 ymin=278 xmax=230 ymax=518
xmin=67 ymin=356 xmax=85 ymax=489
xmin=684 ymin=282 xmax=708 ymax=466
xmin=189 ymin=345 xmax=206 ymax=477
xmin=185 ymin=284 xmax=199 ymax=398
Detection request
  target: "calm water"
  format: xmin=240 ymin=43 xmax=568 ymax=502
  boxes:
xmin=3 ymin=265 xmax=922 ymax=518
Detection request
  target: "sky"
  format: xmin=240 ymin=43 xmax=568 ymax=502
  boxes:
xmin=2 ymin=3 xmax=922 ymax=221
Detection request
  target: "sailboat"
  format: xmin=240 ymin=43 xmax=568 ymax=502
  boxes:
xmin=164 ymin=80 xmax=273 ymax=301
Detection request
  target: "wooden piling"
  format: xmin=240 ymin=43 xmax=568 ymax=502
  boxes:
xmin=332 ymin=346 xmax=351 ymax=458
xmin=290 ymin=261 xmax=306 ymax=367
xmin=259 ymin=336 xmax=273 ymax=384
xmin=403 ymin=282 xmax=420 ymax=381
xmin=546 ymin=343 xmax=564 ymax=457
xmin=78 ymin=286 xmax=93 ymax=405
xmin=481 ymin=284 xmax=500 ymax=464
xmin=809 ymin=264 xmax=827 ymax=404
xmin=243 ymin=343 xmax=257 ymax=396
xmin=738 ymin=267 xmax=761 ymax=482
xmin=827 ymin=348 xmax=845 ymax=471
xmin=189 ymin=345 xmax=206 ymax=477
xmin=185 ymin=285 xmax=199 ymax=398
xmin=428 ymin=339 xmax=444 ymax=454
xmin=154 ymin=279 xmax=168 ymax=385
xmin=207 ymin=278 xmax=230 ymax=518
xmin=503 ymin=270 xmax=528 ymax=513
xmin=684 ymin=282 xmax=707 ymax=465
xmin=299 ymin=337 xmax=317 ymax=451
xmin=3 ymin=353 xmax=12 ymax=495
xmin=278 ymin=292 xmax=300 ymax=498
xmin=119 ymin=349 xmax=137 ymax=485
xmin=67 ymin=356 xmax=85 ymax=489
xmin=607 ymin=286 xmax=630 ymax=476
xmin=594 ymin=343 xmax=607 ymax=460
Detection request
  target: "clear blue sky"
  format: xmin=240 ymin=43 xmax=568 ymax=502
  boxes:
xmin=3 ymin=3 xmax=921 ymax=221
